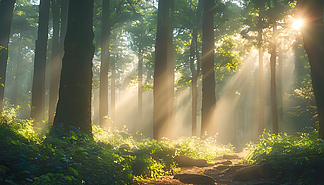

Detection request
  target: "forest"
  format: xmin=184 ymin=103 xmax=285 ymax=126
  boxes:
xmin=0 ymin=0 xmax=324 ymax=184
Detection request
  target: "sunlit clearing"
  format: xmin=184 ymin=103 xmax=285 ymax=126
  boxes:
xmin=292 ymin=19 xmax=303 ymax=30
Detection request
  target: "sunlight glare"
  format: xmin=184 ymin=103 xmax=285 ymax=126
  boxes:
xmin=292 ymin=19 xmax=303 ymax=30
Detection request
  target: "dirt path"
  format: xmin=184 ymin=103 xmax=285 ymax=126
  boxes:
xmin=134 ymin=151 xmax=280 ymax=185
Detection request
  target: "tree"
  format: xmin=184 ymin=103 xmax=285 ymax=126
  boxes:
xmin=190 ymin=0 xmax=202 ymax=136
xmin=125 ymin=1 xmax=156 ymax=131
xmin=31 ymin=0 xmax=50 ymax=124
xmin=97 ymin=0 xmax=136 ymax=128
xmin=201 ymin=0 xmax=216 ymax=137
xmin=270 ymin=0 xmax=279 ymax=134
xmin=53 ymin=0 xmax=95 ymax=134
xmin=48 ymin=0 xmax=60 ymax=124
xmin=48 ymin=0 xmax=69 ymax=124
xmin=138 ymin=47 xmax=143 ymax=127
xmin=153 ymin=0 xmax=170 ymax=141
xmin=242 ymin=0 xmax=269 ymax=138
xmin=0 ymin=0 xmax=16 ymax=114
xmin=167 ymin=0 xmax=175 ymax=132
xmin=297 ymin=0 xmax=324 ymax=139
xmin=257 ymin=1 xmax=265 ymax=138
xmin=6 ymin=1 xmax=38 ymax=118
xmin=99 ymin=0 xmax=110 ymax=129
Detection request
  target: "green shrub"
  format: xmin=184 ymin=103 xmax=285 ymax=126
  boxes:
xmin=0 ymin=113 xmax=132 ymax=184
xmin=245 ymin=129 xmax=324 ymax=184
xmin=0 ymin=109 xmax=235 ymax=184
xmin=173 ymin=136 xmax=234 ymax=162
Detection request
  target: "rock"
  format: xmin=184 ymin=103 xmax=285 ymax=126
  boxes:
xmin=226 ymin=164 xmax=251 ymax=173
xmin=215 ymin=156 xmax=223 ymax=160
xmin=195 ymin=159 xmax=208 ymax=167
xmin=174 ymin=155 xmax=207 ymax=167
xmin=215 ymin=160 xmax=232 ymax=165
xmin=173 ymin=173 xmax=216 ymax=184
xmin=214 ymin=165 xmax=229 ymax=171
xmin=232 ymin=165 xmax=263 ymax=182
xmin=223 ymin=154 xmax=240 ymax=160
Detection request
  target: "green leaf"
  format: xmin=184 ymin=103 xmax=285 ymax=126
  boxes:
xmin=78 ymin=147 xmax=85 ymax=151
xmin=32 ymin=146 xmax=38 ymax=151
xmin=63 ymin=176 xmax=72 ymax=181
xmin=69 ymin=167 xmax=79 ymax=176
xmin=40 ymin=175 xmax=50 ymax=181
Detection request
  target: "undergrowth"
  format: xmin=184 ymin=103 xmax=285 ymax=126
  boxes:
xmin=0 ymin=108 xmax=234 ymax=184
xmin=245 ymin=129 xmax=324 ymax=184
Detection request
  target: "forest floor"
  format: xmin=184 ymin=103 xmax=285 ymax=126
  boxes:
xmin=134 ymin=150 xmax=282 ymax=185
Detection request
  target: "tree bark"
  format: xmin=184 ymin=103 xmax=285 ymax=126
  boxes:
xmin=270 ymin=0 xmax=278 ymax=135
xmin=298 ymin=0 xmax=324 ymax=139
xmin=201 ymin=0 xmax=216 ymax=137
xmin=257 ymin=4 xmax=264 ymax=138
xmin=0 ymin=0 xmax=16 ymax=114
xmin=53 ymin=0 xmax=95 ymax=134
xmin=99 ymin=0 xmax=110 ymax=129
xmin=153 ymin=0 xmax=169 ymax=141
xmin=31 ymin=0 xmax=50 ymax=124
xmin=167 ymin=0 xmax=175 ymax=137
xmin=60 ymin=0 xmax=68 ymax=53
xmin=190 ymin=0 xmax=202 ymax=136
xmin=138 ymin=47 xmax=143 ymax=129
xmin=278 ymin=46 xmax=284 ymax=132
xmin=12 ymin=34 xmax=22 ymax=106
xmin=111 ymin=58 xmax=115 ymax=124
xmin=48 ymin=0 xmax=60 ymax=124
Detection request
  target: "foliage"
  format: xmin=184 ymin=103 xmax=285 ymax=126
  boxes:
xmin=293 ymin=83 xmax=317 ymax=124
xmin=142 ymin=82 xmax=153 ymax=90
xmin=245 ymin=129 xmax=324 ymax=184
xmin=0 ymin=109 xmax=234 ymax=184
xmin=0 ymin=110 xmax=132 ymax=184
xmin=173 ymin=135 xmax=235 ymax=163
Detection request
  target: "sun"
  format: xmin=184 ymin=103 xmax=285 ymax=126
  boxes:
xmin=292 ymin=19 xmax=303 ymax=30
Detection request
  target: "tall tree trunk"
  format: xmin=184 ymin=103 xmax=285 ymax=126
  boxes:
xmin=99 ymin=0 xmax=110 ymax=129
xmin=93 ymin=87 xmax=99 ymax=124
xmin=60 ymin=0 xmax=68 ymax=54
xmin=0 ymin=0 xmax=16 ymax=114
xmin=278 ymin=46 xmax=284 ymax=131
xmin=53 ymin=0 xmax=95 ymax=134
xmin=111 ymin=59 xmax=115 ymax=124
xmin=167 ymin=0 xmax=175 ymax=137
xmin=190 ymin=39 xmax=198 ymax=136
xmin=201 ymin=0 xmax=216 ymax=137
xmin=48 ymin=0 xmax=60 ymax=124
xmin=298 ymin=0 xmax=324 ymax=139
xmin=31 ymin=0 xmax=50 ymax=124
xmin=138 ymin=47 xmax=143 ymax=129
xmin=257 ymin=5 xmax=264 ymax=138
xmin=270 ymin=0 xmax=278 ymax=134
xmin=190 ymin=0 xmax=202 ymax=136
xmin=12 ymin=34 xmax=22 ymax=106
xmin=153 ymin=0 xmax=169 ymax=141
